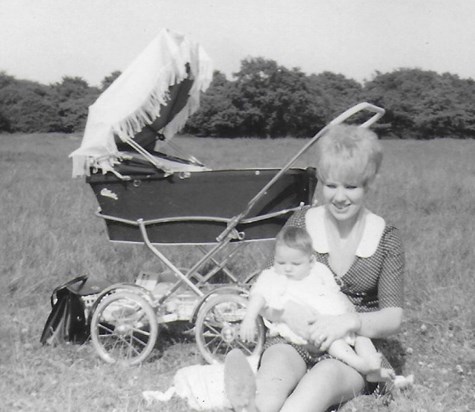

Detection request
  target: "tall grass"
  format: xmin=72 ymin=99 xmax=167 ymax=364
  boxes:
xmin=1 ymin=133 xmax=474 ymax=411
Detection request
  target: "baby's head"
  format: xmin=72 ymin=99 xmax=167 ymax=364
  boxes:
xmin=274 ymin=227 xmax=314 ymax=280
xmin=316 ymin=124 xmax=383 ymax=187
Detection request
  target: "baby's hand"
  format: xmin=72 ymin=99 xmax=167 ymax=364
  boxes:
xmin=240 ymin=317 xmax=257 ymax=342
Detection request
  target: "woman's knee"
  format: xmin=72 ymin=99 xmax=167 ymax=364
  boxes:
xmin=307 ymin=359 xmax=365 ymax=390
xmin=255 ymin=345 xmax=307 ymax=412
xmin=259 ymin=344 xmax=307 ymax=381
xmin=282 ymin=359 xmax=365 ymax=412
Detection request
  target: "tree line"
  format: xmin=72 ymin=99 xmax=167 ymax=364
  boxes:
xmin=0 ymin=70 xmax=120 ymax=134
xmin=1 ymin=58 xmax=475 ymax=139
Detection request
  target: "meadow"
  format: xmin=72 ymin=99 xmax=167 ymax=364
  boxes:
xmin=1 ymin=133 xmax=474 ymax=411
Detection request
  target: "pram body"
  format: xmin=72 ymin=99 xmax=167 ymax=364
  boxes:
xmin=88 ymin=164 xmax=316 ymax=244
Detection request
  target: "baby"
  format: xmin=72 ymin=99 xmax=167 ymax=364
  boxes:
xmin=240 ymin=226 xmax=388 ymax=379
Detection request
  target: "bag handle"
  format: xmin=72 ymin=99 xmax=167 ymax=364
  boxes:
xmin=50 ymin=275 xmax=88 ymax=306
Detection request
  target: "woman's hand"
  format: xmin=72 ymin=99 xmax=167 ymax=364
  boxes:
xmin=308 ymin=312 xmax=360 ymax=351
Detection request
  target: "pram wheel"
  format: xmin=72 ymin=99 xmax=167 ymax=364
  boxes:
xmin=90 ymin=291 xmax=158 ymax=365
xmin=195 ymin=293 xmax=265 ymax=364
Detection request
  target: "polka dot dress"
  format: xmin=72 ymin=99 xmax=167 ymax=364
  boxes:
xmin=284 ymin=206 xmax=405 ymax=313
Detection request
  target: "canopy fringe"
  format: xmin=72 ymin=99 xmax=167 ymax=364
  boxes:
xmin=70 ymin=29 xmax=213 ymax=177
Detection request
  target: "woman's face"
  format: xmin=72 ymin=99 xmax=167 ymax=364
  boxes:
xmin=322 ymin=174 xmax=367 ymax=223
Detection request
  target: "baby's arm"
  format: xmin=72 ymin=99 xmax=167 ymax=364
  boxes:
xmin=240 ymin=293 xmax=265 ymax=342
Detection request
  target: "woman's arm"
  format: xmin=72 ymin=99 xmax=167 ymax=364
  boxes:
xmin=355 ymin=307 xmax=403 ymax=338
xmin=308 ymin=307 xmax=403 ymax=351
xmin=312 ymin=225 xmax=406 ymax=347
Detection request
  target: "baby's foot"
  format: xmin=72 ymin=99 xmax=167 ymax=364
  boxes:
xmin=365 ymin=353 xmax=397 ymax=382
xmin=366 ymin=352 xmax=383 ymax=372
xmin=367 ymin=367 xmax=396 ymax=382
xmin=224 ymin=349 xmax=257 ymax=412
xmin=392 ymin=374 xmax=414 ymax=390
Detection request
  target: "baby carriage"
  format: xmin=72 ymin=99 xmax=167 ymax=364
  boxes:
xmin=70 ymin=30 xmax=385 ymax=366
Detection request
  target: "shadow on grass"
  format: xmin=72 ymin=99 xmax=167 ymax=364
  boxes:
xmin=374 ymin=337 xmax=407 ymax=375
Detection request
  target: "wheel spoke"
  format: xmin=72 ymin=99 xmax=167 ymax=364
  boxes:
xmin=202 ymin=321 xmax=222 ymax=336
xmin=126 ymin=337 xmax=141 ymax=357
xmin=129 ymin=333 xmax=149 ymax=348
xmin=131 ymin=327 xmax=151 ymax=337
xmin=203 ymin=335 xmax=220 ymax=349
xmin=99 ymin=331 xmax=144 ymax=358
xmin=97 ymin=322 xmax=115 ymax=335
xmin=236 ymin=339 xmax=253 ymax=355
xmin=211 ymin=339 xmax=224 ymax=355
xmin=202 ymin=330 xmax=221 ymax=338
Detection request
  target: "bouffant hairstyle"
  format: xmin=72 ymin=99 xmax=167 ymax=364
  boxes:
xmin=316 ymin=124 xmax=383 ymax=186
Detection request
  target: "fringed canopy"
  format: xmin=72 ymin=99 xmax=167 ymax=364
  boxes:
xmin=70 ymin=29 xmax=213 ymax=177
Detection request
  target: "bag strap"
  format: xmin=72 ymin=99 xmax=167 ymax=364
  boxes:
xmin=50 ymin=275 xmax=88 ymax=306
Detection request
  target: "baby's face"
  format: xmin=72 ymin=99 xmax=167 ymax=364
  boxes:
xmin=274 ymin=245 xmax=312 ymax=281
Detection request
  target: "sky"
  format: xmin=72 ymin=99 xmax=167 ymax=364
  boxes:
xmin=1 ymin=0 xmax=475 ymax=87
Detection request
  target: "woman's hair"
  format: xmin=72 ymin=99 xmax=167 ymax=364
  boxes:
xmin=275 ymin=227 xmax=314 ymax=256
xmin=316 ymin=124 xmax=383 ymax=186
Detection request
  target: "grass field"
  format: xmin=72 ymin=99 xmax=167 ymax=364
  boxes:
xmin=1 ymin=133 xmax=474 ymax=411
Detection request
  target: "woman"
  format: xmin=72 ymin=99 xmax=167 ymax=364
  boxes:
xmin=226 ymin=124 xmax=404 ymax=412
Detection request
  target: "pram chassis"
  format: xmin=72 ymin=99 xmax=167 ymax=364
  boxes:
xmin=88 ymin=103 xmax=385 ymax=366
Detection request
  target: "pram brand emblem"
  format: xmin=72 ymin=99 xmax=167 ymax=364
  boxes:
xmin=100 ymin=188 xmax=118 ymax=200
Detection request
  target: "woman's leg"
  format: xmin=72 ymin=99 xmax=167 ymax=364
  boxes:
xmin=255 ymin=344 xmax=307 ymax=412
xmin=280 ymin=359 xmax=365 ymax=412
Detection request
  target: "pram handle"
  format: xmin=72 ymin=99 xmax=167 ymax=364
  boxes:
xmin=329 ymin=102 xmax=385 ymax=128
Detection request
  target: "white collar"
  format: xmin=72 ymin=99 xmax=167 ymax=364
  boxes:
xmin=305 ymin=206 xmax=386 ymax=258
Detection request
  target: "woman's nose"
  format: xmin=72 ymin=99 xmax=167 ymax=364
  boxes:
xmin=334 ymin=187 xmax=346 ymax=201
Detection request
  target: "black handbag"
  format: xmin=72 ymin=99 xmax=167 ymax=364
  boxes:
xmin=40 ymin=275 xmax=110 ymax=345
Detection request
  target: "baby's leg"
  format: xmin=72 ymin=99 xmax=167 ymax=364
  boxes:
xmin=354 ymin=336 xmax=394 ymax=382
xmin=327 ymin=339 xmax=375 ymax=375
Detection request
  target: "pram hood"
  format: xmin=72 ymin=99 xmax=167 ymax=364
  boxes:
xmin=69 ymin=29 xmax=213 ymax=178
